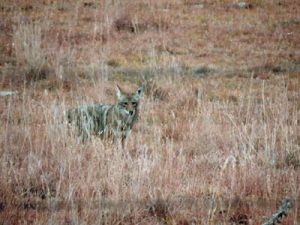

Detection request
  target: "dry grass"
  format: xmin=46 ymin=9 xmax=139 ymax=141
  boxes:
xmin=0 ymin=0 xmax=299 ymax=224
xmin=1 ymin=75 xmax=299 ymax=224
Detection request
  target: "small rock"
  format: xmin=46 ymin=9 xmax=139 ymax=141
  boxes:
xmin=192 ymin=4 xmax=204 ymax=9
xmin=0 ymin=91 xmax=18 ymax=97
xmin=234 ymin=2 xmax=254 ymax=9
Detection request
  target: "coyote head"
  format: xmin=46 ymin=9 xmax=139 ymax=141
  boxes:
xmin=116 ymin=85 xmax=143 ymax=118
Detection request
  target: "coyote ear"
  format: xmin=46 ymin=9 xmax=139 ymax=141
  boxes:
xmin=116 ymin=85 xmax=123 ymax=99
xmin=135 ymin=86 xmax=143 ymax=99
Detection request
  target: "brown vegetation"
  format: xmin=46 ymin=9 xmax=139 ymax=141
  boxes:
xmin=0 ymin=0 xmax=299 ymax=224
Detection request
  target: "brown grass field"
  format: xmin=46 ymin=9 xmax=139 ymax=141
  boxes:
xmin=0 ymin=0 xmax=299 ymax=224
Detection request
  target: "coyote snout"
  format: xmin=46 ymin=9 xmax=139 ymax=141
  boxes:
xmin=67 ymin=85 xmax=143 ymax=146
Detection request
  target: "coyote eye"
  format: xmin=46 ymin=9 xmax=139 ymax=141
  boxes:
xmin=132 ymin=102 xmax=137 ymax=106
xmin=122 ymin=102 xmax=128 ymax=107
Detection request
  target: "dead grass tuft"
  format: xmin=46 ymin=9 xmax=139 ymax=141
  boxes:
xmin=113 ymin=12 xmax=169 ymax=33
xmin=143 ymin=78 xmax=170 ymax=101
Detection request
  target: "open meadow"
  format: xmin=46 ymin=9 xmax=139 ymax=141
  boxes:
xmin=0 ymin=0 xmax=299 ymax=224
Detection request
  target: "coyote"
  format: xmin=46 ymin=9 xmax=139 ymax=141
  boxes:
xmin=67 ymin=85 xmax=143 ymax=146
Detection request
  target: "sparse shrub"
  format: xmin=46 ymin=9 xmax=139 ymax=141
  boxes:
xmin=13 ymin=22 xmax=49 ymax=81
xmin=285 ymin=150 xmax=300 ymax=168
xmin=107 ymin=58 xmax=122 ymax=68
xmin=147 ymin=198 xmax=170 ymax=222
xmin=113 ymin=12 xmax=168 ymax=33
xmin=114 ymin=14 xmax=136 ymax=33
xmin=143 ymin=78 xmax=169 ymax=101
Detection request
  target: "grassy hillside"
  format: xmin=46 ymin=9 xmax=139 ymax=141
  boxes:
xmin=0 ymin=0 xmax=299 ymax=224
